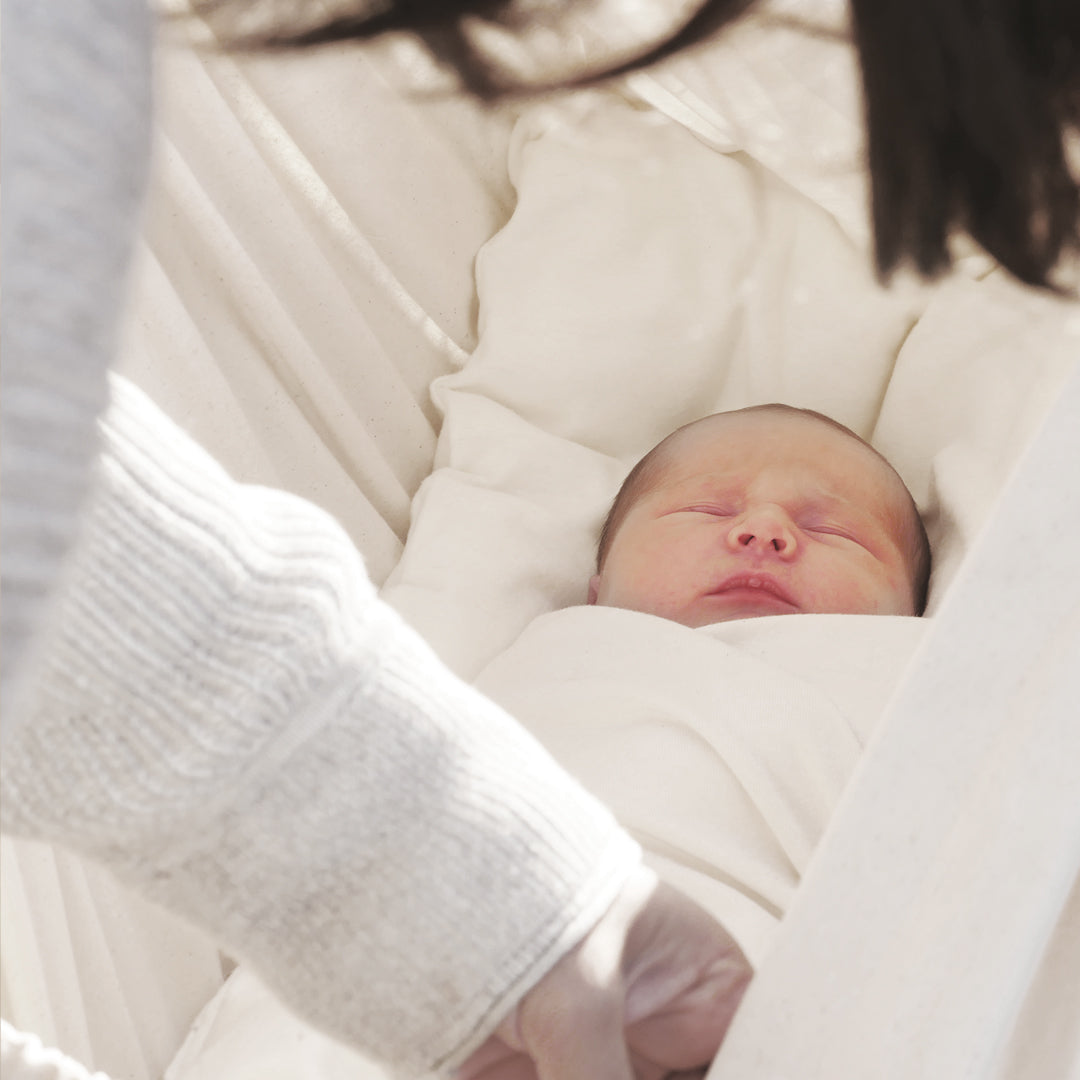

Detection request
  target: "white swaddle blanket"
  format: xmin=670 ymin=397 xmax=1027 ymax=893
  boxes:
xmin=476 ymin=608 xmax=926 ymax=965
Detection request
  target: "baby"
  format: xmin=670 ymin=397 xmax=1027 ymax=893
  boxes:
xmin=588 ymin=403 xmax=930 ymax=627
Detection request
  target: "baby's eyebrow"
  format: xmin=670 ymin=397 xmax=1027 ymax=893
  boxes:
xmin=804 ymin=492 xmax=855 ymax=513
xmin=676 ymin=473 xmax=741 ymax=492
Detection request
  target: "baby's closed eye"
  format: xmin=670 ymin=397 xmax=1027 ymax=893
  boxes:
xmin=678 ymin=504 xmax=737 ymax=518
xmin=802 ymin=522 xmax=868 ymax=548
xmin=804 ymin=523 xmax=853 ymax=537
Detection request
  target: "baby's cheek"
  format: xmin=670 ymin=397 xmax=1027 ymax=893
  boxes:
xmin=597 ymin=559 xmax=667 ymax=611
xmin=627 ymin=575 xmax=686 ymax=617
xmin=612 ymin=567 xmax=694 ymax=620
xmin=865 ymin=568 xmax=916 ymax=616
xmin=884 ymin=577 xmax=918 ymax=616
xmin=810 ymin=559 xmax=895 ymax=615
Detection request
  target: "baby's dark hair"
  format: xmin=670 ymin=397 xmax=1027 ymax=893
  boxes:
xmin=596 ymin=404 xmax=932 ymax=615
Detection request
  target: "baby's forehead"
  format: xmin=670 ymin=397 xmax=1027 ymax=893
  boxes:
xmin=645 ymin=411 xmax=904 ymax=509
xmin=662 ymin=410 xmax=873 ymax=472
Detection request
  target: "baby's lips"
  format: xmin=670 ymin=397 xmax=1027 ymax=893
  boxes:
xmin=707 ymin=572 xmax=799 ymax=608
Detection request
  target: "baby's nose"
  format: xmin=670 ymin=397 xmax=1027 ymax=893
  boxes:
xmin=727 ymin=507 xmax=796 ymax=555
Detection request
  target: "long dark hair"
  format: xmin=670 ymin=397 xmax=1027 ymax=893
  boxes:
xmin=190 ymin=0 xmax=1080 ymax=287
xmin=850 ymin=0 xmax=1079 ymax=286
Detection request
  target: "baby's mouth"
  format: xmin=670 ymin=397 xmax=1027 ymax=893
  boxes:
xmin=706 ymin=574 xmax=800 ymax=609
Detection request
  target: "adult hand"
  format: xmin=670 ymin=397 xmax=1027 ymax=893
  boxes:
xmin=457 ymin=867 xmax=751 ymax=1080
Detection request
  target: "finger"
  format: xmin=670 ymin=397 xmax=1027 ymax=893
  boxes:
xmin=462 ymin=1051 xmax=538 ymax=1080
xmin=519 ymin=986 xmax=634 ymax=1080
xmin=665 ymin=1069 xmax=708 ymax=1080
xmin=626 ymin=956 xmax=750 ymax=1068
xmin=513 ymin=871 xmax=660 ymax=1080
xmin=620 ymin=881 xmax=751 ymax=1069
xmin=628 ymin=1049 xmax=668 ymax=1080
xmin=457 ymin=1038 xmax=523 ymax=1080
xmin=628 ymin=1050 xmax=709 ymax=1080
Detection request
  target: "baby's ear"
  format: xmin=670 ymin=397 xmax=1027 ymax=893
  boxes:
xmin=587 ymin=574 xmax=601 ymax=605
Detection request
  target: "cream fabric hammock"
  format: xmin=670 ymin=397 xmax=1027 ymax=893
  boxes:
xmin=2 ymin=3 xmax=1078 ymax=1078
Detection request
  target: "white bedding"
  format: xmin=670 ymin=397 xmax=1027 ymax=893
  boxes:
xmin=8 ymin=2 xmax=1076 ymax=1076
xmin=162 ymin=62 xmax=1076 ymax=1080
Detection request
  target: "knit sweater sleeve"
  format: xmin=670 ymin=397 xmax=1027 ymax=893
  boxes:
xmin=0 ymin=375 xmax=641 ymax=1072
xmin=1 ymin=0 xmax=154 ymax=709
xmin=1 ymin=2 xmax=640 ymax=1066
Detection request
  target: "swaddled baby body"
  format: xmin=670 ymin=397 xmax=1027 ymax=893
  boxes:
xmin=588 ymin=404 xmax=930 ymax=626
xmin=472 ymin=407 xmax=931 ymax=967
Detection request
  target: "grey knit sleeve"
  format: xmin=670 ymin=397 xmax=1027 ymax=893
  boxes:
xmin=1 ymin=4 xmax=639 ymax=1066
xmin=0 ymin=376 xmax=641 ymax=1073
xmin=1 ymin=0 xmax=154 ymax=717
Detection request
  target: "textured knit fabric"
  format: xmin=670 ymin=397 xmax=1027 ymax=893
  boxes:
xmin=1 ymin=377 xmax=640 ymax=1071
xmin=1 ymin=0 xmax=154 ymax=723
xmin=0 ymin=1 xmax=640 ymax=1072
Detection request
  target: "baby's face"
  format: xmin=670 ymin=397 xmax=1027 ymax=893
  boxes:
xmin=589 ymin=412 xmax=917 ymax=627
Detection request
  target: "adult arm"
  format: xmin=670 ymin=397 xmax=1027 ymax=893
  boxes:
xmin=2 ymin=366 xmax=750 ymax=1075
xmin=1 ymin=0 xmax=153 ymax=719
xmin=0 ymin=1 xmax=640 ymax=1069
xmin=0 ymin=373 xmax=646 ymax=1071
